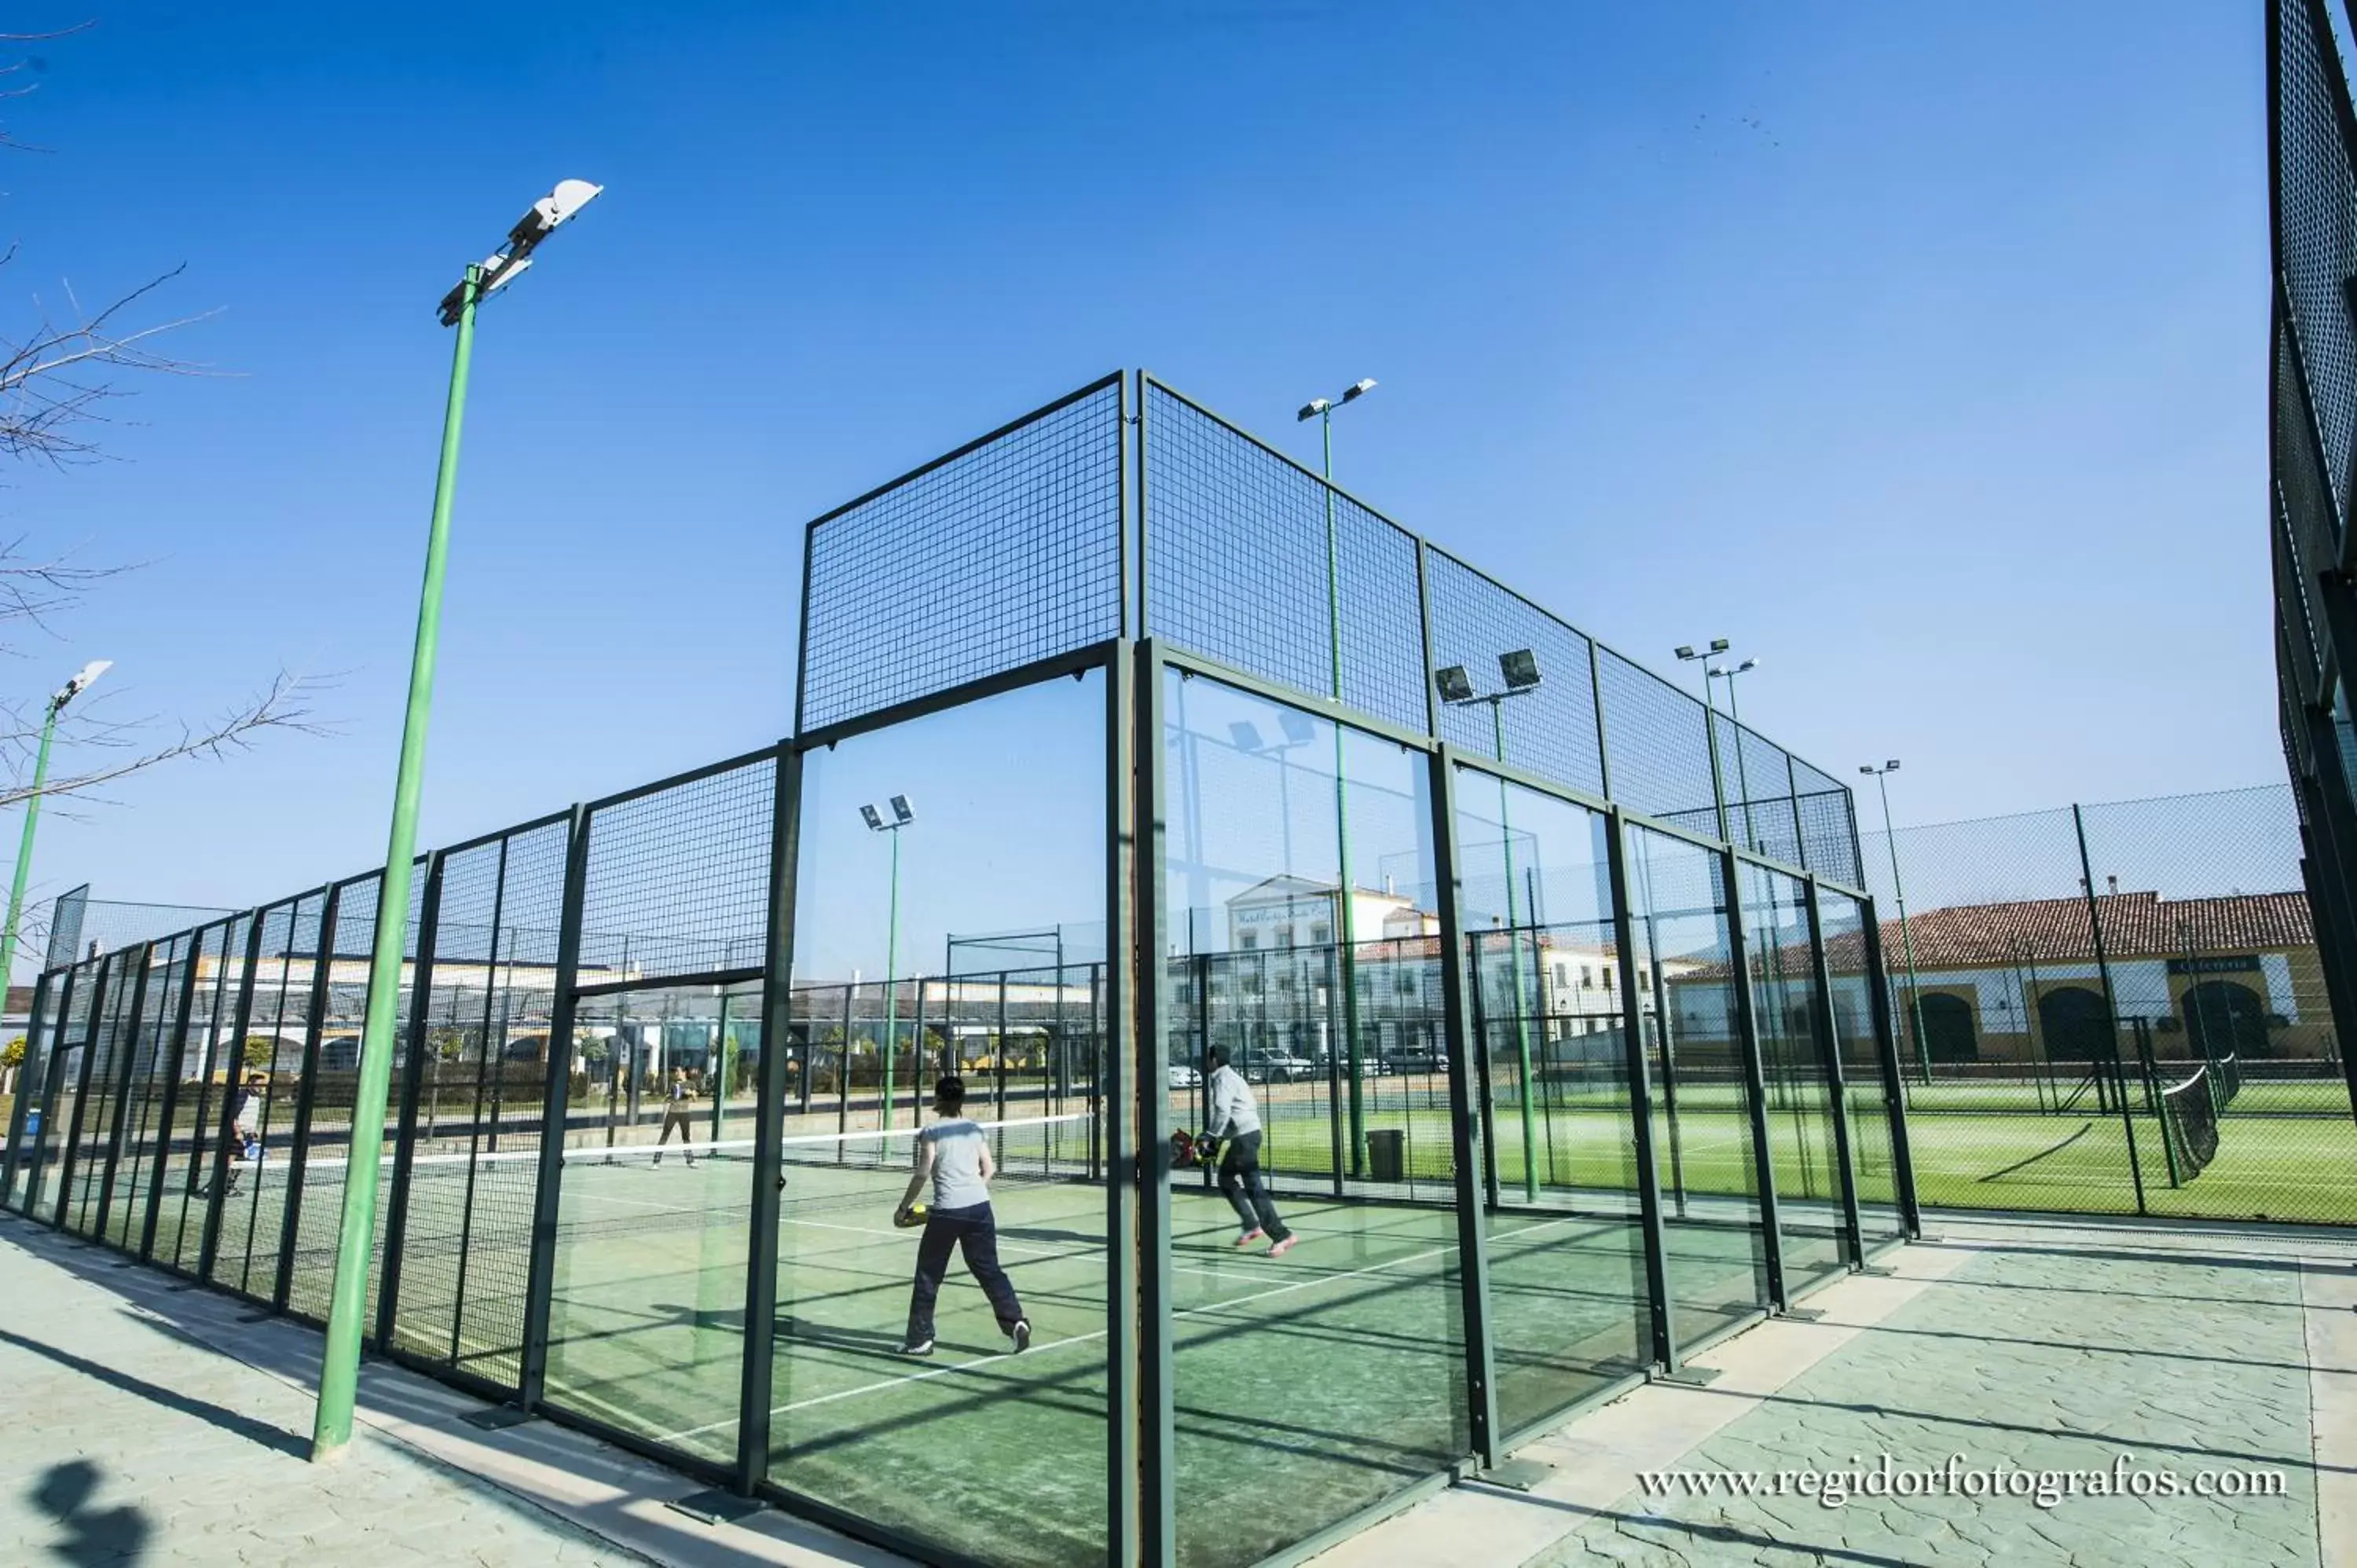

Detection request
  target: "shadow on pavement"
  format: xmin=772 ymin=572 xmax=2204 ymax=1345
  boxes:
xmin=0 ymin=1324 xmax=307 ymax=1458
xmin=28 ymin=1460 xmax=154 ymax=1566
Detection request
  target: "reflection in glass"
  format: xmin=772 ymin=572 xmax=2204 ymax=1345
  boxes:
xmin=1739 ymin=862 xmax=1850 ymax=1292
xmin=767 ymin=673 xmax=1110 ymax=1566
xmin=1455 ymin=769 xmax=1649 ymax=1434
xmin=1166 ymin=667 xmax=1468 ymax=1568
xmin=1817 ymin=889 xmax=1906 ymax=1245
xmin=1626 ymin=828 xmax=1772 ymax=1343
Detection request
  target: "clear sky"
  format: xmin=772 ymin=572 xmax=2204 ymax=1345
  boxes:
xmin=0 ymin=2 xmax=2270 ymax=975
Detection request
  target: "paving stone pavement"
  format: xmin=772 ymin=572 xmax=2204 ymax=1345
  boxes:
xmin=1321 ymin=1217 xmax=2357 ymax=1568
xmin=0 ymin=1215 xmax=906 ymax=1568
xmin=0 ymin=1222 xmax=656 ymax=1566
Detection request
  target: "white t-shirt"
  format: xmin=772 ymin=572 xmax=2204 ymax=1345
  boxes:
xmin=918 ymin=1119 xmax=991 ymax=1211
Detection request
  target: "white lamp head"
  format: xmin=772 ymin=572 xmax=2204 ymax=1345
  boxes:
xmin=55 ymin=659 xmax=112 ymax=709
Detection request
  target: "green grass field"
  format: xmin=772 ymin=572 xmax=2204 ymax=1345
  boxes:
xmin=1241 ymin=1075 xmax=2357 ymax=1225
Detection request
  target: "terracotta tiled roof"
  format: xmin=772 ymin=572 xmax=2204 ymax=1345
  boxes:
xmin=1856 ymin=890 xmax=2312 ymax=969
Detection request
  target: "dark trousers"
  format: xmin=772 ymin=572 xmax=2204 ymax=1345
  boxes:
xmin=655 ymin=1106 xmax=698 ymax=1162
xmin=1219 ymin=1131 xmax=1290 ymax=1241
xmin=906 ymin=1202 xmax=1024 ymax=1343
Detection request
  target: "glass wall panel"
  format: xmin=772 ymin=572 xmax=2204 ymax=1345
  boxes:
xmin=764 ymin=675 xmax=1110 ymax=1566
xmin=545 ymin=977 xmax=761 ymax=1466
xmin=1817 ymin=888 xmax=1905 ymax=1246
xmin=1626 ymin=828 xmax=1772 ymax=1343
xmin=1165 ymin=667 xmax=1467 ymax=1568
xmin=1738 ymin=861 xmax=1850 ymax=1292
xmin=1456 ymin=767 xmax=1650 ymax=1435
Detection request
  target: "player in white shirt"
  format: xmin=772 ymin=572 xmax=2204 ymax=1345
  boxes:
xmin=893 ymin=1075 xmax=1031 ymax=1357
xmin=1204 ymin=1046 xmax=1295 ymax=1256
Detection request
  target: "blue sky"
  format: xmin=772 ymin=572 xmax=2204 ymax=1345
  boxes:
xmin=0 ymin=2 xmax=2269 ymax=975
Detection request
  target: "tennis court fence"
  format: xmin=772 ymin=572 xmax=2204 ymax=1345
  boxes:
xmin=1859 ymin=782 xmax=2357 ymax=1223
xmin=0 ymin=369 xmax=1920 ymax=1568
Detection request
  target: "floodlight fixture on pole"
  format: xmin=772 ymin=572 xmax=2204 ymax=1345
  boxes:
xmin=1673 ymin=638 xmax=1730 ymax=665
xmin=1438 ymin=649 xmax=1543 ymax=1201
xmin=1 ymin=659 xmax=112 ymax=988
xmin=313 ymin=177 xmax=603 ymax=1467
xmin=1293 ymin=375 xmax=1381 ymax=1177
xmin=1860 ymin=760 xmax=1930 ymax=1086
xmin=865 ymin=797 xmax=917 ymax=1129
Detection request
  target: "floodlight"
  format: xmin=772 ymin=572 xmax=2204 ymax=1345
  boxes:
xmin=479 ymin=254 xmax=533 ymax=296
xmin=1498 ymin=649 xmax=1541 ymax=691
xmin=860 ymin=804 xmax=885 ymax=831
xmin=890 ymin=794 xmax=915 ymax=825
xmin=1342 ymin=378 xmax=1377 ymax=403
xmin=56 ymin=659 xmax=112 ymax=709
xmin=1298 ymin=399 xmax=1330 ymax=422
xmin=1277 ymin=710 xmax=1316 ymax=746
xmin=1710 ymin=639 xmax=1729 ymax=654
xmin=510 ymin=179 xmax=604 ymax=251
xmin=1674 ymin=646 xmax=1696 ymax=661
xmin=1858 ymin=766 xmax=1875 ymax=777
xmin=1435 ymin=665 xmax=1475 ymax=704
xmin=1886 ymin=759 xmax=1901 ymax=771
xmin=1230 ymin=722 xmax=1265 ymax=753
xmin=1736 ymin=658 xmax=1759 ymax=673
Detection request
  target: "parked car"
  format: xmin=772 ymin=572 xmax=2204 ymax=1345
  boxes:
xmin=1167 ymin=1063 xmax=1201 ymax=1089
xmin=1251 ymin=1053 xmax=1318 ymax=1084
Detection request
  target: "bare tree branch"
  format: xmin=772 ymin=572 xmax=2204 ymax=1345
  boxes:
xmin=0 ymin=671 xmax=328 ymax=810
xmin=0 ymin=262 xmax=222 ymax=463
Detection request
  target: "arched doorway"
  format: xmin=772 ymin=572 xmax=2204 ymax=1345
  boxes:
xmin=1918 ymin=993 xmax=1978 ymax=1062
xmin=2183 ymin=980 xmax=2271 ymax=1061
xmin=2039 ymin=987 xmax=2113 ymax=1064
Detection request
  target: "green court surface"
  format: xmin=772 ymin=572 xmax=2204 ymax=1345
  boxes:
xmin=528 ymin=1135 xmax=1775 ymax=1568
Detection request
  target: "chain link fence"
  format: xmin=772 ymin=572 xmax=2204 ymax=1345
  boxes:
xmin=1860 ymin=783 xmax=2357 ymax=1223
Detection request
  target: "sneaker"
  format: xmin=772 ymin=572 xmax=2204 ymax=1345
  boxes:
xmin=1010 ymin=1320 xmax=1032 ymax=1354
xmin=896 ymin=1339 xmax=934 ymax=1357
xmin=1268 ymin=1235 xmax=1298 ymax=1258
xmin=1233 ymin=1229 xmax=1265 ymax=1248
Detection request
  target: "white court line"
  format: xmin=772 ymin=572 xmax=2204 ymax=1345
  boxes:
xmin=653 ymin=1210 xmax=1593 ymax=1445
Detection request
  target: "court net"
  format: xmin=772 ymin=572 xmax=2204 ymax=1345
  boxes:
xmin=2158 ymin=1066 xmax=2220 ymax=1183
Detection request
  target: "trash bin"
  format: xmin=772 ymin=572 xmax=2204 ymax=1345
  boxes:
xmin=1367 ymin=1127 xmax=1406 ymax=1183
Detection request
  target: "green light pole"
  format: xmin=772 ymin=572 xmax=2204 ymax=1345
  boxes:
xmin=1297 ymin=378 xmax=1376 ymax=1175
xmin=1 ymin=661 xmax=111 ymax=985
xmin=312 ymin=180 xmax=603 ymax=1464
xmin=1860 ymin=760 xmax=1931 ymax=1086
xmin=1439 ymin=651 xmax=1542 ymax=1201
xmin=863 ymin=797 xmax=915 ymax=1128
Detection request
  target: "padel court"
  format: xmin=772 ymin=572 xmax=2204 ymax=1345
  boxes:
xmin=1 ymin=371 xmax=1924 ymax=1568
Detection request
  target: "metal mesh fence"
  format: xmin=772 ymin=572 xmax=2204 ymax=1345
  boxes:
xmin=580 ymin=758 xmax=775 ymax=984
xmin=1596 ymin=650 xmax=1721 ymax=830
xmin=1425 ymin=548 xmax=1605 ymax=796
xmin=1146 ymin=382 xmax=1428 ymax=733
xmin=1859 ymin=784 xmax=2357 ymax=1223
xmin=2276 ymin=0 xmax=2357 ymax=544
xmin=798 ymin=375 xmax=1124 ymax=733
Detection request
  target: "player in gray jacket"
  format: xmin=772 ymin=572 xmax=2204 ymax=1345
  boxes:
xmin=1204 ymin=1045 xmax=1295 ymax=1255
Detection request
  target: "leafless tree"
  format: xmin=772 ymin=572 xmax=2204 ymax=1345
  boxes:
xmin=0 ymin=24 xmax=324 ymax=817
